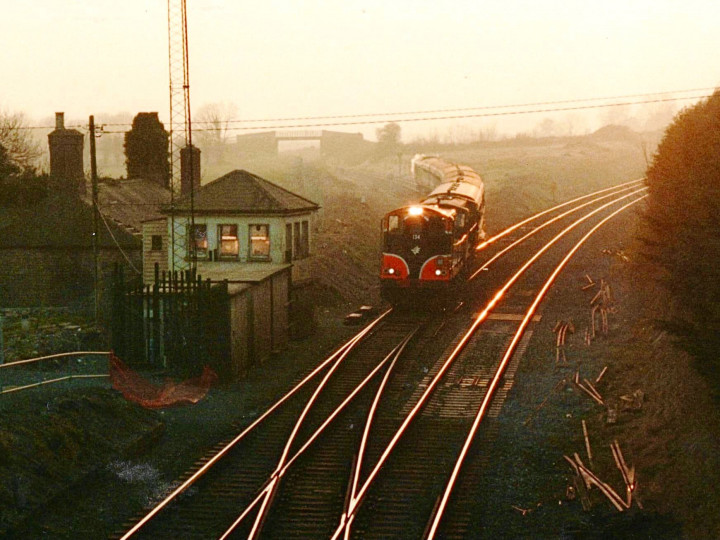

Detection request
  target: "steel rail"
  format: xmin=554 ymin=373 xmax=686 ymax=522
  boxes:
xmin=120 ymin=309 xmax=390 ymax=539
xmin=246 ymin=325 xmax=372 ymax=538
xmin=220 ymin=329 xmax=418 ymax=538
xmin=331 ymin=187 xmax=647 ymax=539
xmin=468 ymin=184 xmax=648 ymax=280
xmin=426 ymin=194 xmax=648 ymax=538
xmin=475 ymin=178 xmax=644 ymax=251
xmin=248 ymin=311 xmax=396 ymax=538
xmin=281 ymin=331 xmax=418 ymax=478
xmin=341 ymin=331 xmax=418 ymax=539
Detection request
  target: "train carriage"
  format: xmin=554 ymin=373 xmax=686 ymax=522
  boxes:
xmin=380 ymin=156 xmax=486 ymax=304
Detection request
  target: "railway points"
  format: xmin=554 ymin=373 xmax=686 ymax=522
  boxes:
xmin=113 ymin=179 xmax=649 ymax=539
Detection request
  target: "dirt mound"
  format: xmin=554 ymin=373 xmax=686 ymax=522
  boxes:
xmin=0 ymin=388 xmax=162 ymax=535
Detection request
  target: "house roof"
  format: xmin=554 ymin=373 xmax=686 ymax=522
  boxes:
xmin=166 ymin=169 xmax=320 ymax=215
xmin=0 ymin=189 xmax=139 ymax=249
xmin=92 ymin=177 xmax=171 ymax=233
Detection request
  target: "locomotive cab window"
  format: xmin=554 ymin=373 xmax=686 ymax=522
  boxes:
xmin=384 ymin=214 xmax=401 ymax=233
xmin=454 ymin=213 xmax=466 ymax=230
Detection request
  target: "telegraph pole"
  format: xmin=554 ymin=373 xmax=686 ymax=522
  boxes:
xmin=0 ymin=313 xmax=5 ymax=365
xmin=89 ymin=115 xmax=99 ymax=324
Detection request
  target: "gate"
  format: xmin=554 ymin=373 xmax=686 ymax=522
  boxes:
xmin=111 ymin=264 xmax=230 ymax=378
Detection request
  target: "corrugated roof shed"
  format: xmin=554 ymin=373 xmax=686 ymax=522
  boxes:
xmin=167 ymin=169 xmax=319 ymax=215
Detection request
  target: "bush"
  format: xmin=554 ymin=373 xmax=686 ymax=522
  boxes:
xmin=642 ymin=89 xmax=720 ymax=385
xmin=124 ymin=113 xmax=169 ymax=187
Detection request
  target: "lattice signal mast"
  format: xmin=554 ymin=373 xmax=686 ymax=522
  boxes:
xmin=167 ymin=0 xmax=195 ymax=274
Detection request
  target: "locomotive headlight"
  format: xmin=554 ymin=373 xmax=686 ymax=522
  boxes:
xmin=408 ymin=206 xmax=423 ymax=216
xmin=435 ymin=269 xmax=445 ymax=276
xmin=387 ymin=268 xmax=395 ymax=275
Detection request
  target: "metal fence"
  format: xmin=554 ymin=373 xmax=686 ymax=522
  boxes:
xmin=111 ymin=264 xmax=231 ymax=377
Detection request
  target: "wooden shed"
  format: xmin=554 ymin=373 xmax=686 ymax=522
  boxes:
xmin=199 ymin=263 xmax=291 ymax=379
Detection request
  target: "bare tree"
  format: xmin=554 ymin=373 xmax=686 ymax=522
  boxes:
xmin=535 ymin=117 xmax=557 ymax=137
xmin=193 ymin=102 xmax=238 ymax=173
xmin=375 ymin=122 xmax=402 ymax=157
xmin=475 ymin=122 xmax=498 ymax=142
xmin=194 ymin=102 xmax=238 ymax=146
xmin=0 ymin=110 xmax=42 ymax=170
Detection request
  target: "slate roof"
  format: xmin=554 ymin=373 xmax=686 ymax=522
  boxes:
xmin=92 ymin=177 xmax=171 ymax=233
xmin=167 ymin=169 xmax=319 ymax=215
xmin=0 ymin=190 xmax=138 ymax=249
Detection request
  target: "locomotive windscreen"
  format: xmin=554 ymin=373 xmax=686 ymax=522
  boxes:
xmin=383 ymin=212 xmax=451 ymax=278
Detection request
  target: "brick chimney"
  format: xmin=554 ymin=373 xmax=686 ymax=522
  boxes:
xmin=48 ymin=112 xmax=85 ymax=194
xmin=180 ymin=144 xmax=201 ymax=195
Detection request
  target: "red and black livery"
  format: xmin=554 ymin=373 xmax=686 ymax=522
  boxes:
xmin=380 ymin=155 xmax=486 ymax=304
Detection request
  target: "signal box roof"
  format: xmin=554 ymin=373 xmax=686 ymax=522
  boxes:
xmin=167 ymin=169 xmax=320 ymax=216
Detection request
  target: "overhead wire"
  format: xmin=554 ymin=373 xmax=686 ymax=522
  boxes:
xmin=198 ymin=86 xmax=719 ymax=124
xmin=14 ymin=86 xmax=716 ymax=132
xmin=181 ymin=93 xmax=712 ymax=132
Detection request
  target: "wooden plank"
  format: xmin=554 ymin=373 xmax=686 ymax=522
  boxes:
xmin=582 ymin=419 xmax=594 ymax=469
xmin=484 ymin=313 xmax=542 ymax=322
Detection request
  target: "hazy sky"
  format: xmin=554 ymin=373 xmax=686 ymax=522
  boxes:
xmin=2 ymin=0 xmax=719 ymax=140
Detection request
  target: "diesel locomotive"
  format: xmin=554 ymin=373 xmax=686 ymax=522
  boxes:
xmin=380 ymin=155 xmax=486 ymax=304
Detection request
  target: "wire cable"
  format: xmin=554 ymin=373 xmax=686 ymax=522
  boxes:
xmin=15 ymin=86 xmax=717 ymax=131
xmin=98 ymin=93 xmax=713 ymax=133
xmin=95 ymin=203 xmax=142 ymax=275
xmin=209 ymin=86 xmax=719 ymax=124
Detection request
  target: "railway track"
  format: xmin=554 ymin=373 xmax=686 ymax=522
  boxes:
xmin=116 ymin=313 xmax=434 ymax=539
xmin=118 ymin=179 xmax=647 ymax=539
xmin=334 ymin=182 xmax=647 ymax=539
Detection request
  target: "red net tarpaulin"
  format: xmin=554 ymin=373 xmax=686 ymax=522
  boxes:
xmin=110 ymin=354 xmax=218 ymax=409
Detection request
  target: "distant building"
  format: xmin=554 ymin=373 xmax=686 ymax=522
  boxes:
xmin=235 ymin=130 xmax=370 ymax=160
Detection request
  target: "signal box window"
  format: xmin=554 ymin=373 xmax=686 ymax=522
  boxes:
xmin=189 ymin=224 xmax=208 ymax=259
xmin=249 ymin=224 xmax=270 ymax=260
xmin=302 ymin=220 xmax=309 ymax=257
xmin=151 ymin=235 xmax=163 ymax=251
xmin=218 ymin=224 xmax=239 ymax=258
xmin=285 ymin=223 xmax=293 ymax=263
xmin=294 ymin=222 xmax=301 ymax=259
